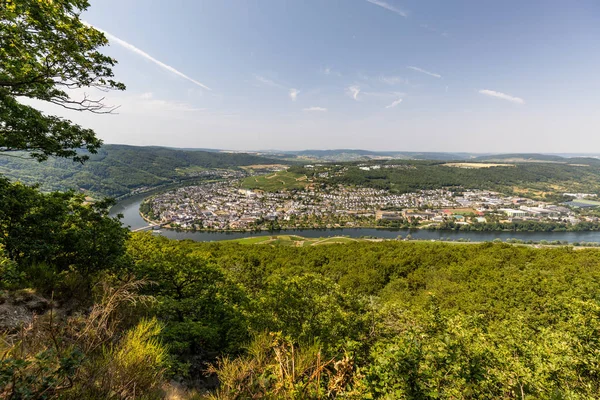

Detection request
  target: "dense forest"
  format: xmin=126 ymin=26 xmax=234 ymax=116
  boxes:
xmin=4 ymin=188 xmax=600 ymax=398
xmin=0 ymin=145 xmax=285 ymax=198
xmin=290 ymin=160 xmax=600 ymax=197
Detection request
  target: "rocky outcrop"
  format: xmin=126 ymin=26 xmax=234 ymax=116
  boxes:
xmin=0 ymin=289 xmax=50 ymax=333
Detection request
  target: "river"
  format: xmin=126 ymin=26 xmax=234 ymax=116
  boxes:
xmin=110 ymin=192 xmax=600 ymax=243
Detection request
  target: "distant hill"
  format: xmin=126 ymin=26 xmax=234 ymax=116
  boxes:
xmin=405 ymin=152 xmax=478 ymax=161
xmin=5 ymin=145 xmax=600 ymax=199
xmin=0 ymin=145 xmax=285 ymax=198
xmin=260 ymin=149 xmax=480 ymax=162
xmin=474 ymin=153 xmax=568 ymax=163
xmin=474 ymin=153 xmax=600 ymax=166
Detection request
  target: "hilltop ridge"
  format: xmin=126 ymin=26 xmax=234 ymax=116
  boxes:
xmin=0 ymin=144 xmax=285 ymax=198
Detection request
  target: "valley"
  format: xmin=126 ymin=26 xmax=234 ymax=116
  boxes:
xmin=130 ymin=156 xmax=600 ymax=234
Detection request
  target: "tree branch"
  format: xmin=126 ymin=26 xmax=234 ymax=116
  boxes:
xmin=48 ymin=93 xmax=121 ymax=114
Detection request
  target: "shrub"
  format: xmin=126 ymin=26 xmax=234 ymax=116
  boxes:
xmin=207 ymin=332 xmax=366 ymax=399
xmin=0 ymin=278 xmax=169 ymax=399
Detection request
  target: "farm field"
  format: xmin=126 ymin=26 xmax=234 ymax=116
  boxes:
xmin=442 ymin=207 xmax=480 ymax=215
xmin=566 ymin=198 xmax=600 ymax=207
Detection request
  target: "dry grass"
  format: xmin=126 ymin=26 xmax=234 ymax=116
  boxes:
xmin=1 ymin=278 xmax=168 ymax=400
xmin=205 ymin=332 xmax=364 ymax=399
xmin=512 ymin=186 xmax=552 ymax=197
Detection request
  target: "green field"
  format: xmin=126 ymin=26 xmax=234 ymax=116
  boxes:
xmin=228 ymin=235 xmax=361 ymax=246
xmin=568 ymin=198 xmax=600 ymax=206
xmin=240 ymin=170 xmax=308 ymax=191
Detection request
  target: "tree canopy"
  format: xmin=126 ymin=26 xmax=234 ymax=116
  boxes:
xmin=0 ymin=0 xmax=125 ymax=162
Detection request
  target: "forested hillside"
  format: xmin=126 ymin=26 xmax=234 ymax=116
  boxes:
xmin=5 ymin=146 xmax=599 ymax=200
xmin=276 ymin=149 xmax=476 ymax=161
xmin=297 ymin=159 xmax=600 ymax=197
xmin=474 ymin=153 xmax=570 ymax=162
xmin=104 ymin=235 xmax=600 ymax=398
xmin=5 ymin=209 xmax=600 ymax=398
xmin=0 ymin=145 xmax=284 ymax=198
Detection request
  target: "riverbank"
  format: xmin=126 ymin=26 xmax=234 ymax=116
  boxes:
xmin=139 ymin=207 xmax=396 ymax=233
xmin=218 ymin=234 xmax=600 ymax=249
xmin=112 ymin=195 xmax=600 ymax=244
xmin=137 ymin=208 xmax=599 ymax=235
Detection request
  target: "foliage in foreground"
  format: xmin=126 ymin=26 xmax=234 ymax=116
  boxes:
xmin=4 ymin=177 xmax=600 ymax=397
xmin=0 ymin=279 xmax=167 ymax=399
xmin=365 ymin=299 xmax=600 ymax=399
xmin=1 ymin=0 xmax=125 ymax=162
xmin=122 ymin=233 xmax=600 ymax=399
xmin=0 ymin=177 xmax=129 ymax=280
xmin=207 ymin=332 xmax=365 ymax=399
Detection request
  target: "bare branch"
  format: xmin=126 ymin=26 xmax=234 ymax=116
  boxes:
xmin=48 ymin=94 xmax=121 ymax=114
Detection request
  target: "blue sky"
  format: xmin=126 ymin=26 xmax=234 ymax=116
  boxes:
xmin=45 ymin=0 xmax=600 ymax=152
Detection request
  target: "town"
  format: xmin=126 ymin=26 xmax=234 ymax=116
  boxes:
xmin=139 ymin=177 xmax=597 ymax=231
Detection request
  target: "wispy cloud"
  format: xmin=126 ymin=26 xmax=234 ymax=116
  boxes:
xmin=255 ymin=75 xmax=298 ymax=101
xmin=346 ymin=85 xmax=361 ymax=101
xmin=407 ymin=66 xmax=442 ymax=79
xmin=303 ymin=106 xmax=328 ymax=112
xmin=379 ymin=75 xmax=406 ymax=85
xmin=363 ymin=91 xmax=405 ymax=99
xmin=322 ymin=66 xmax=342 ymax=77
xmin=86 ymin=22 xmax=212 ymax=91
xmin=385 ymin=98 xmax=403 ymax=109
xmin=289 ymin=88 xmax=299 ymax=101
xmin=479 ymin=89 xmax=525 ymax=104
xmin=255 ymin=75 xmax=285 ymax=89
xmin=134 ymin=92 xmax=207 ymax=112
xmin=366 ymin=0 xmax=408 ymax=17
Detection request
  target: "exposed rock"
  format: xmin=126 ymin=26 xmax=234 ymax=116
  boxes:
xmin=0 ymin=289 xmax=50 ymax=332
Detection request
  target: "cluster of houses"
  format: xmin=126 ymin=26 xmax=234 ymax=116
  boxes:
xmin=143 ymin=179 xmax=595 ymax=230
xmin=357 ymin=164 xmax=417 ymax=171
xmin=144 ymin=183 xmax=459 ymax=230
xmin=378 ymin=190 xmax=588 ymax=226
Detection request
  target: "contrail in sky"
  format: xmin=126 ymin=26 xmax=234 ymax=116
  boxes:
xmin=479 ymin=89 xmax=524 ymax=104
xmin=85 ymin=22 xmax=212 ymax=91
